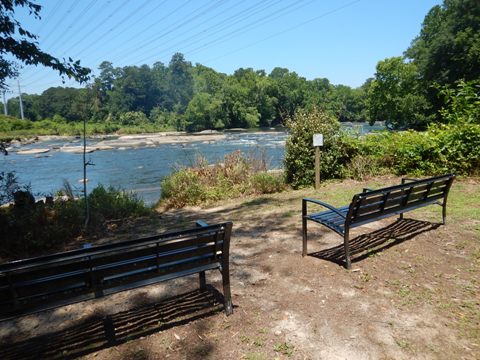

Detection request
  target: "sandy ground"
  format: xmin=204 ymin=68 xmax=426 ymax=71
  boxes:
xmin=0 ymin=177 xmax=479 ymax=359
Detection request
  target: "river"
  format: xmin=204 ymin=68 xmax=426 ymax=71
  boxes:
xmin=1 ymin=123 xmax=383 ymax=205
xmin=2 ymin=132 xmax=287 ymax=205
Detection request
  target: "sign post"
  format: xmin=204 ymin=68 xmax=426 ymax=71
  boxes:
xmin=313 ymin=134 xmax=323 ymax=190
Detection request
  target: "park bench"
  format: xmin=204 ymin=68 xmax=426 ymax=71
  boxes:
xmin=302 ymin=174 xmax=455 ymax=269
xmin=0 ymin=221 xmax=233 ymax=321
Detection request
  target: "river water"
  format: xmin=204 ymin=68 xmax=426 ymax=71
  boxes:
xmin=1 ymin=123 xmax=383 ymax=205
xmin=1 ymin=132 xmax=287 ymax=205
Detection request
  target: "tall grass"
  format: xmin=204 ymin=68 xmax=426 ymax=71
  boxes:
xmin=159 ymin=150 xmax=286 ymax=208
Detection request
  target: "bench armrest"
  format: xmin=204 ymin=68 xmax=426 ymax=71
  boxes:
xmin=196 ymin=220 xmax=209 ymax=227
xmin=302 ymin=198 xmax=346 ymax=218
xmin=362 ymin=187 xmax=375 ymax=193
xmin=401 ymin=177 xmax=420 ymax=184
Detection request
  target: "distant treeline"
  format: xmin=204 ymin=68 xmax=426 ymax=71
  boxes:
xmin=5 ymin=0 xmax=480 ymax=132
xmin=6 ymin=54 xmax=369 ymax=132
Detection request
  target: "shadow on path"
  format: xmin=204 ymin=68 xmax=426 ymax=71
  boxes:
xmin=309 ymin=218 xmax=441 ymax=266
xmin=0 ymin=286 xmax=225 ymax=360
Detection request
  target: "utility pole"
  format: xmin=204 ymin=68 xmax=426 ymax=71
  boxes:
xmin=2 ymin=91 xmax=7 ymax=115
xmin=17 ymin=79 xmax=24 ymax=120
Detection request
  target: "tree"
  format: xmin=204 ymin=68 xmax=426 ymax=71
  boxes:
xmin=367 ymin=57 xmax=432 ymax=129
xmin=406 ymin=0 xmax=480 ymax=86
xmin=168 ymin=53 xmax=194 ymax=112
xmin=0 ymin=0 xmax=91 ymax=89
xmin=405 ymin=0 xmax=480 ymax=112
xmin=184 ymin=92 xmax=223 ymax=131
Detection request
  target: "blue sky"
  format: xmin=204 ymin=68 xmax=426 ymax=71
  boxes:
xmin=6 ymin=0 xmax=441 ymax=97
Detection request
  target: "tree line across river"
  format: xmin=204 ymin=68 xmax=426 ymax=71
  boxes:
xmin=3 ymin=0 xmax=480 ymax=134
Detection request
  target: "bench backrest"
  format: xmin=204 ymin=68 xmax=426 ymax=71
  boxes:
xmin=0 ymin=222 xmax=232 ymax=320
xmin=346 ymin=174 xmax=455 ymax=227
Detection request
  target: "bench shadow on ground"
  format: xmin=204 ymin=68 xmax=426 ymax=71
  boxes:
xmin=309 ymin=218 xmax=441 ymax=266
xmin=0 ymin=285 xmax=226 ymax=360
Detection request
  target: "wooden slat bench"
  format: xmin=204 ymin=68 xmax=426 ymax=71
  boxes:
xmin=302 ymin=174 xmax=455 ymax=269
xmin=0 ymin=221 xmax=233 ymax=321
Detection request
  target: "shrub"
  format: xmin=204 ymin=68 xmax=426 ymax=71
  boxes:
xmin=159 ymin=151 xmax=286 ymax=208
xmin=0 ymin=185 xmax=152 ymax=261
xmin=251 ymin=172 xmax=286 ymax=194
xmin=284 ymin=107 xmax=356 ymax=188
xmin=357 ymin=123 xmax=480 ymax=176
xmin=87 ymin=185 xmax=151 ymax=227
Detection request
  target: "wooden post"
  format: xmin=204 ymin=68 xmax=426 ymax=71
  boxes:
xmin=315 ymin=146 xmax=320 ymax=190
xmin=313 ymin=134 xmax=323 ymax=190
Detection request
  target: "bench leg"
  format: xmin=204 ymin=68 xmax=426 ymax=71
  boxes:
xmin=442 ymin=203 xmax=446 ymax=225
xmin=343 ymin=231 xmax=352 ymax=270
xmin=222 ymin=268 xmax=233 ymax=315
xmin=199 ymin=271 xmax=206 ymax=290
xmin=302 ymin=216 xmax=308 ymax=257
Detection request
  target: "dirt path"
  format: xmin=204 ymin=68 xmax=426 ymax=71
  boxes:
xmin=1 ymin=177 xmax=479 ymax=359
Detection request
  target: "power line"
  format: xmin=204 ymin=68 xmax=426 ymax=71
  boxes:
xmin=113 ymin=0 xmax=229 ymax=65
xmin=39 ymin=1 xmax=82 ymax=45
xmin=68 ymin=0 xmax=154 ymax=58
xmin=114 ymin=0 xmax=283 ymax=66
xmin=34 ymin=0 xmax=64 ymax=35
xmin=185 ymin=0 xmax=315 ymax=57
xmin=61 ymin=0 xmax=132 ymax=58
xmin=76 ymin=0 xmax=170 ymax=57
xmin=46 ymin=0 xmax=100 ymax=54
xmin=94 ymin=0 xmax=196 ymax=64
xmin=204 ymin=0 xmax=362 ymax=64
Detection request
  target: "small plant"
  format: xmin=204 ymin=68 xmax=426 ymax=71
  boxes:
xmin=250 ymin=172 xmax=285 ymax=194
xmin=273 ymin=342 xmax=294 ymax=357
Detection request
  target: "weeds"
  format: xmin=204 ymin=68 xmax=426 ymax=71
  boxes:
xmin=159 ymin=151 xmax=286 ymax=208
xmin=273 ymin=342 xmax=295 ymax=357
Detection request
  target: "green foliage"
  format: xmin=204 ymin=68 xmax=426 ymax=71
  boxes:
xmin=3 ymin=53 xmax=373 ymax=136
xmin=357 ymin=123 xmax=480 ymax=176
xmin=86 ymin=185 xmax=151 ymax=228
xmin=0 ymin=171 xmax=28 ymax=205
xmin=184 ymin=92 xmax=223 ymax=131
xmin=367 ymin=57 xmax=432 ymax=129
xmin=437 ymin=80 xmax=480 ymax=124
xmin=284 ymin=107 xmax=354 ymax=188
xmin=0 ymin=185 xmax=152 ymax=260
xmin=119 ymin=111 xmax=149 ymax=126
xmin=250 ymin=172 xmax=285 ymax=194
xmin=159 ymin=151 xmax=286 ymax=208
xmin=406 ymin=0 xmax=480 ymax=87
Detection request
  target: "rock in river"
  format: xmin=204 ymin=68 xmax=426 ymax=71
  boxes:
xmin=17 ymin=148 xmax=50 ymax=155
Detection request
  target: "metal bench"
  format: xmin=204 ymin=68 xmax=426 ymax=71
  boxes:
xmin=302 ymin=174 xmax=455 ymax=269
xmin=0 ymin=221 xmax=233 ymax=320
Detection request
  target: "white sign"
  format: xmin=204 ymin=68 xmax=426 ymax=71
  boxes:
xmin=313 ymin=134 xmax=323 ymax=147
